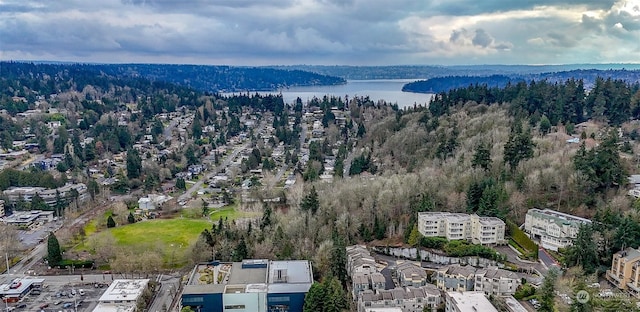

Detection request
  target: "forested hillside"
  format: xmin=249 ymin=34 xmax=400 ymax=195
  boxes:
xmin=402 ymin=75 xmax=514 ymax=93
xmin=90 ymin=63 xmax=345 ymax=92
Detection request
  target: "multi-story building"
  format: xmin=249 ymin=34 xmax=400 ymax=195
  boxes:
xmin=347 ymin=245 xmax=377 ymax=277
xmin=417 ymin=212 xmax=506 ymax=246
xmin=523 ymin=208 xmax=591 ymax=251
xmin=352 ymin=272 xmax=386 ymax=299
xmin=435 ymin=265 xmax=521 ymax=296
xmin=357 ymin=285 xmax=442 ymax=312
xmin=474 ymin=267 xmax=521 ymax=296
xmin=444 ymin=291 xmax=498 ymax=312
xmin=395 ymin=262 xmax=428 ymax=288
xmin=181 ymin=259 xmax=313 ymax=312
xmin=2 ymin=183 xmax=88 ymax=208
xmin=606 ymin=248 xmax=640 ymax=292
xmin=435 ymin=265 xmax=476 ymax=292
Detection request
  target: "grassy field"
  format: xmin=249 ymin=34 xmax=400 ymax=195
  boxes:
xmin=209 ymin=205 xmax=260 ymax=221
xmin=107 ymin=218 xmax=212 ymax=247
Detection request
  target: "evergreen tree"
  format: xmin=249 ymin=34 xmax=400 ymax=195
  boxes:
xmin=330 ymin=234 xmax=348 ymax=286
xmin=324 ymin=276 xmax=348 ymax=312
xmin=300 ymin=186 xmax=320 ymax=215
xmin=471 ymin=142 xmax=492 ymax=171
xmin=538 ymin=269 xmax=558 ymax=312
xmin=107 ymin=215 xmax=116 ymax=228
xmin=303 ymin=282 xmax=326 ymax=312
xmin=126 ymin=149 xmax=142 ymax=179
xmin=539 ymin=115 xmax=551 ymax=134
xmin=573 ymin=130 xmax=627 ymax=194
xmin=47 ymin=232 xmax=62 ymax=265
xmin=127 ymin=212 xmax=136 ymax=224
xmin=175 ymin=178 xmax=186 ymax=190
xmin=233 ymin=237 xmax=249 ymax=261
xmin=87 ymin=179 xmax=100 ymax=200
xmin=565 ymin=225 xmax=599 ymax=274
xmin=504 ymin=122 xmax=535 ymax=171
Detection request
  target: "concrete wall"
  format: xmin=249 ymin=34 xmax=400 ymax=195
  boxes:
xmin=374 ymin=247 xmax=501 ymax=268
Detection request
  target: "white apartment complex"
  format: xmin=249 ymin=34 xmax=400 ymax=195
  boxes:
xmin=417 ymin=212 xmax=506 ymax=245
xmin=523 ymin=208 xmax=591 ymax=251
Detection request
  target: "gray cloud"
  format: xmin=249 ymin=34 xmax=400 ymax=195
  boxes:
xmin=0 ymin=0 xmax=638 ymax=65
xmin=472 ymin=29 xmax=493 ymax=48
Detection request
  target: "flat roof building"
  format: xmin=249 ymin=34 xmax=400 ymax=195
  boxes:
xmin=93 ymin=279 xmax=150 ymax=312
xmin=418 ymin=212 xmax=506 ymax=246
xmin=445 ymin=291 xmax=497 ymax=312
xmin=182 ymin=260 xmax=313 ymax=312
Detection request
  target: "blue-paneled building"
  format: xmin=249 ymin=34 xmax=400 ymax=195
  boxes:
xmin=181 ymin=259 xmax=313 ymax=312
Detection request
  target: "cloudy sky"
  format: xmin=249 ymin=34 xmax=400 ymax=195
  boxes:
xmin=1 ymin=0 xmax=639 ymax=65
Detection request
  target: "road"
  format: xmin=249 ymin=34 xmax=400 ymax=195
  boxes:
xmin=538 ymin=248 xmax=561 ymax=271
xmin=178 ymin=123 xmax=265 ymax=203
xmin=149 ymin=274 xmax=181 ymax=312
xmin=164 ymin=118 xmax=179 ymax=141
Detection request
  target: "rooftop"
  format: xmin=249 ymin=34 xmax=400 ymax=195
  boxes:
xmin=527 ymin=208 xmax=591 ymax=225
xmin=184 ymin=260 xmax=312 ymax=295
xmin=91 ymin=303 xmax=136 ymax=312
xmin=98 ymin=279 xmax=150 ymax=302
xmin=446 ymin=291 xmax=497 ymax=312
xmin=616 ymin=247 xmax=640 ymax=261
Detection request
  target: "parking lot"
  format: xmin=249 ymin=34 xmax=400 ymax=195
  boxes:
xmin=17 ymin=220 xmax=63 ymax=248
xmin=7 ymin=279 xmax=110 ymax=312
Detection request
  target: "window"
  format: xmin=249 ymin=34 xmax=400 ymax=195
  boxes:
xmin=225 ymin=305 xmax=246 ymax=309
xmin=183 ymin=297 xmax=204 ymax=303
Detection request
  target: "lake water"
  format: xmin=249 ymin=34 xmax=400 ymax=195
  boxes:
xmin=223 ymin=79 xmax=433 ymax=109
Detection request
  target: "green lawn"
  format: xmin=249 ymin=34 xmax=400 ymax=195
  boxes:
xmin=107 ymin=218 xmax=212 ymax=247
xmin=209 ymin=205 xmax=260 ymax=222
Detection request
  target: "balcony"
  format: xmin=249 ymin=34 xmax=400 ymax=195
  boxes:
xmin=627 ymin=281 xmax=640 ymax=295
xmin=607 ymin=270 xmax=621 ymax=284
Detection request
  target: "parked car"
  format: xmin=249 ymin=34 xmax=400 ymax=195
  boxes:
xmin=15 ymin=303 xmax=26 ymax=309
xmin=63 ymin=302 xmax=73 ymax=308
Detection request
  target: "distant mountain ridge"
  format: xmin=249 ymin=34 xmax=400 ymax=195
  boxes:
xmin=271 ymin=64 xmax=640 ymax=80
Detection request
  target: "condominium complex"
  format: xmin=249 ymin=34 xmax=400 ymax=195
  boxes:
xmin=357 ymin=285 xmax=441 ymax=312
xmin=607 ymin=248 xmax=640 ymax=297
xmin=417 ymin=212 xmax=506 ymax=245
xmin=435 ymin=265 xmax=521 ymax=297
xmin=523 ymin=208 xmax=591 ymax=251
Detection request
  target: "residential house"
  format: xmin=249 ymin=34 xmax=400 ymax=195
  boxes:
xmin=524 ymin=208 xmax=591 ymax=251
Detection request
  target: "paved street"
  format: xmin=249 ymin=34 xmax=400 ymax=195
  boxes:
xmin=178 ymin=122 xmax=265 ymax=203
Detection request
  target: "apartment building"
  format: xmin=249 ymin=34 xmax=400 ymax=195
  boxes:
xmin=395 ymin=262 xmax=428 ymax=288
xmin=523 ymin=208 xmax=591 ymax=251
xmin=606 ymin=248 xmax=640 ymax=292
xmin=417 ymin=212 xmax=506 ymax=246
xmin=435 ymin=265 xmax=476 ymax=292
xmin=357 ymin=285 xmax=442 ymax=312
xmin=474 ymin=267 xmax=521 ymax=296
xmin=352 ymin=272 xmax=387 ymax=299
